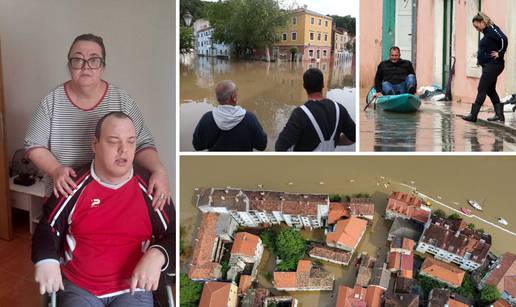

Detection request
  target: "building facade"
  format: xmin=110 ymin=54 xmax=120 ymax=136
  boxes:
xmin=416 ymin=217 xmax=491 ymax=271
xmin=196 ymin=187 xmax=329 ymax=229
xmin=274 ymin=6 xmax=333 ymax=61
xmin=196 ymin=27 xmax=231 ymax=58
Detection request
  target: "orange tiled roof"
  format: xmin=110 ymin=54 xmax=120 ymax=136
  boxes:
xmin=387 ymin=192 xmax=429 ymax=223
xmin=273 ymin=271 xmax=298 ymax=288
xmin=420 ymin=258 xmax=465 ymax=288
xmin=188 ymin=213 xmax=222 ymax=280
xmin=231 ymin=232 xmax=260 ymax=257
xmin=336 ymin=285 xmax=367 ymax=307
xmin=447 ymin=298 xmax=469 ymax=307
xmin=485 ymin=252 xmax=516 ymax=297
xmin=349 ymin=199 xmax=375 ymax=216
xmin=365 ymin=285 xmax=384 ymax=307
xmin=274 ymin=260 xmax=334 ymax=290
xmin=326 ymin=217 xmax=368 ymax=249
xmin=238 ymin=275 xmax=253 ymax=295
xmin=297 ymin=260 xmax=312 ymax=273
xmin=199 ymin=282 xmax=234 ymax=307
xmin=492 ymin=299 xmax=511 ymax=307
xmin=329 ymin=202 xmax=350 ymax=224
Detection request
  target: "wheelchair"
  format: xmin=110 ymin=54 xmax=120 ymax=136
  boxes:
xmin=42 ymin=273 xmax=175 ymax=307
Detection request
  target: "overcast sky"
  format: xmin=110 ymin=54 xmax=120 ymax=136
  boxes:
xmin=201 ymin=0 xmax=357 ymax=17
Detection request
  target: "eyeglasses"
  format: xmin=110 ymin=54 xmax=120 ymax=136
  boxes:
xmin=68 ymin=57 xmax=104 ymax=70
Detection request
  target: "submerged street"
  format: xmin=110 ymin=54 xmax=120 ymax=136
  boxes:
xmin=360 ymin=99 xmax=516 ymax=152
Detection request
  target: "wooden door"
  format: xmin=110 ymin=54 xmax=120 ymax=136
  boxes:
xmin=0 ymin=39 xmax=13 ymax=240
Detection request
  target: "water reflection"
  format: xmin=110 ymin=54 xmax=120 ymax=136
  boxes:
xmin=361 ymin=100 xmax=516 ymax=152
xmin=180 ymin=55 xmax=356 ymax=151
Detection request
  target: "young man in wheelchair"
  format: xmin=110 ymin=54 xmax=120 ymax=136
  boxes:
xmin=32 ymin=112 xmax=174 ymax=307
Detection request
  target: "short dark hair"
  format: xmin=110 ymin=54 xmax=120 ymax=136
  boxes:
xmin=389 ymin=46 xmax=400 ymax=53
xmin=94 ymin=112 xmax=133 ymax=139
xmin=303 ymin=68 xmax=324 ymax=94
xmin=68 ymin=33 xmax=106 ymax=65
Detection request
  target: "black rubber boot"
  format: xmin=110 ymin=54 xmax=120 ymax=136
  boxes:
xmin=462 ymin=103 xmax=482 ymax=122
xmin=487 ymin=104 xmax=505 ymax=122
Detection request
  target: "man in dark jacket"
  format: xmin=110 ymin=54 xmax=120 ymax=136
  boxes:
xmin=192 ymin=80 xmax=267 ymax=151
xmin=374 ymin=46 xmax=417 ymax=97
xmin=275 ymin=68 xmax=355 ymax=151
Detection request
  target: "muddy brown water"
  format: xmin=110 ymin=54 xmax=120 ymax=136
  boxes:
xmin=180 ymin=156 xmax=516 ymax=306
xmin=180 ymin=55 xmax=356 ymax=151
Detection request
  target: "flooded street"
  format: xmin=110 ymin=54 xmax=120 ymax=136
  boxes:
xmin=180 ymin=156 xmax=516 ymax=306
xmin=360 ymin=97 xmax=516 ymax=151
xmin=180 ymin=55 xmax=356 ymax=151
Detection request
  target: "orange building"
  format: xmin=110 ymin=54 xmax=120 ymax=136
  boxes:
xmin=420 ymin=257 xmax=465 ymax=288
xmin=326 ymin=217 xmax=368 ymax=252
xmin=275 ymin=6 xmax=333 ymax=61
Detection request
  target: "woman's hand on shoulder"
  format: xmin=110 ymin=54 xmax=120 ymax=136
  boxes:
xmin=51 ymin=166 xmax=77 ymax=198
xmin=148 ymin=169 xmax=171 ymax=211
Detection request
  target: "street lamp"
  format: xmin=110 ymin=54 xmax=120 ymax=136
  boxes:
xmin=183 ymin=11 xmax=193 ymax=27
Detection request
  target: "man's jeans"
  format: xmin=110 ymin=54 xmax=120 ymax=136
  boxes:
xmin=58 ymin=279 xmax=154 ymax=307
xmin=382 ymin=74 xmax=416 ymax=95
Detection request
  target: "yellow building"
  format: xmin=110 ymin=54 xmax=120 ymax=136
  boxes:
xmin=275 ymin=6 xmax=333 ymax=61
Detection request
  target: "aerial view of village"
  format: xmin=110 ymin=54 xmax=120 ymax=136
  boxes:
xmin=179 ymin=0 xmax=356 ymax=151
xmin=179 ymin=156 xmax=516 ymax=307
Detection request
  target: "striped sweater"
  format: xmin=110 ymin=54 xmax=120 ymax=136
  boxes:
xmin=24 ymin=81 xmax=155 ymax=195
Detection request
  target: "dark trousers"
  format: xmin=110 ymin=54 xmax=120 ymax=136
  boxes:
xmin=474 ymin=62 xmax=504 ymax=107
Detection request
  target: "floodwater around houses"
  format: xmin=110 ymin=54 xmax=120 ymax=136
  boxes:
xmin=180 ymin=156 xmax=516 ymax=306
xmin=180 ymin=54 xmax=356 ymax=151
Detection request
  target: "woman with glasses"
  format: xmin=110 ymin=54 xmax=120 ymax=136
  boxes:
xmin=24 ymin=34 xmax=170 ymax=209
xmin=462 ymin=12 xmax=508 ymax=123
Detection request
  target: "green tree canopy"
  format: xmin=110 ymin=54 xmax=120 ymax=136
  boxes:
xmin=276 ymin=228 xmax=306 ymax=270
xmin=180 ymin=273 xmax=203 ymax=307
xmin=432 ymin=209 xmax=446 ymax=219
xmin=448 ymin=213 xmax=462 ymax=220
xmin=206 ymin=0 xmax=289 ymax=57
xmin=330 ymin=15 xmax=356 ymax=36
xmin=480 ymin=285 xmax=501 ymax=305
xmin=180 ymin=26 xmax=194 ymax=54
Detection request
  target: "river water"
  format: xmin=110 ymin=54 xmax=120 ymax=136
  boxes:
xmin=180 ymin=156 xmax=516 ymax=306
xmin=180 ymin=55 xmax=356 ymax=151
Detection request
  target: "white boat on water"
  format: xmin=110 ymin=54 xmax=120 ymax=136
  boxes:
xmin=467 ymin=200 xmax=483 ymax=211
xmin=498 ymin=218 xmax=508 ymax=226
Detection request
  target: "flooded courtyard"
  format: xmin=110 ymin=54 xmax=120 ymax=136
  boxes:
xmin=180 ymin=156 xmax=516 ymax=306
xmin=360 ymin=97 xmax=516 ymax=152
xmin=180 ymin=55 xmax=356 ymax=151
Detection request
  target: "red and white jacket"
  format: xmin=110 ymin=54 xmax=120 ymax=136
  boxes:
xmin=32 ymin=163 xmax=174 ymax=297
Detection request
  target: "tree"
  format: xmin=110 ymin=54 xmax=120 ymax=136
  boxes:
xmin=330 ymin=15 xmax=356 ymax=36
xmin=480 ymin=285 xmax=501 ymax=305
xmin=416 ymin=274 xmax=447 ymax=297
xmin=260 ymin=229 xmax=276 ymax=253
xmin=467 ymin=223 xmax=476 ymax=230
xmin=275 ymin=228 xmax=306 ymax=270
xmin=207 ymin=0 xmax=289 ymax=60
xmin=180 ymin=26 xmax=194 ymax=54
xmin=448 ymin=213 xmax=462 ymax=220
xmin=432 ymin=209 xmax=446 ymax=219
xmin=456 ymin=275 xmax=476 ymax=300
xmin=180 ymin=273 xmax=203 ymax=307
xmin=180 ymin=0 xmax=207 ymax=23
xmin=329 ymin=194 xmax=342 ymax=202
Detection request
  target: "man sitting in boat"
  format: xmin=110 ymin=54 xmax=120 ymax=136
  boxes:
xmin=275 ymin=68 xmax=355 ymax=151
xmin=373 ymin=46 xmax=417 ymax=97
